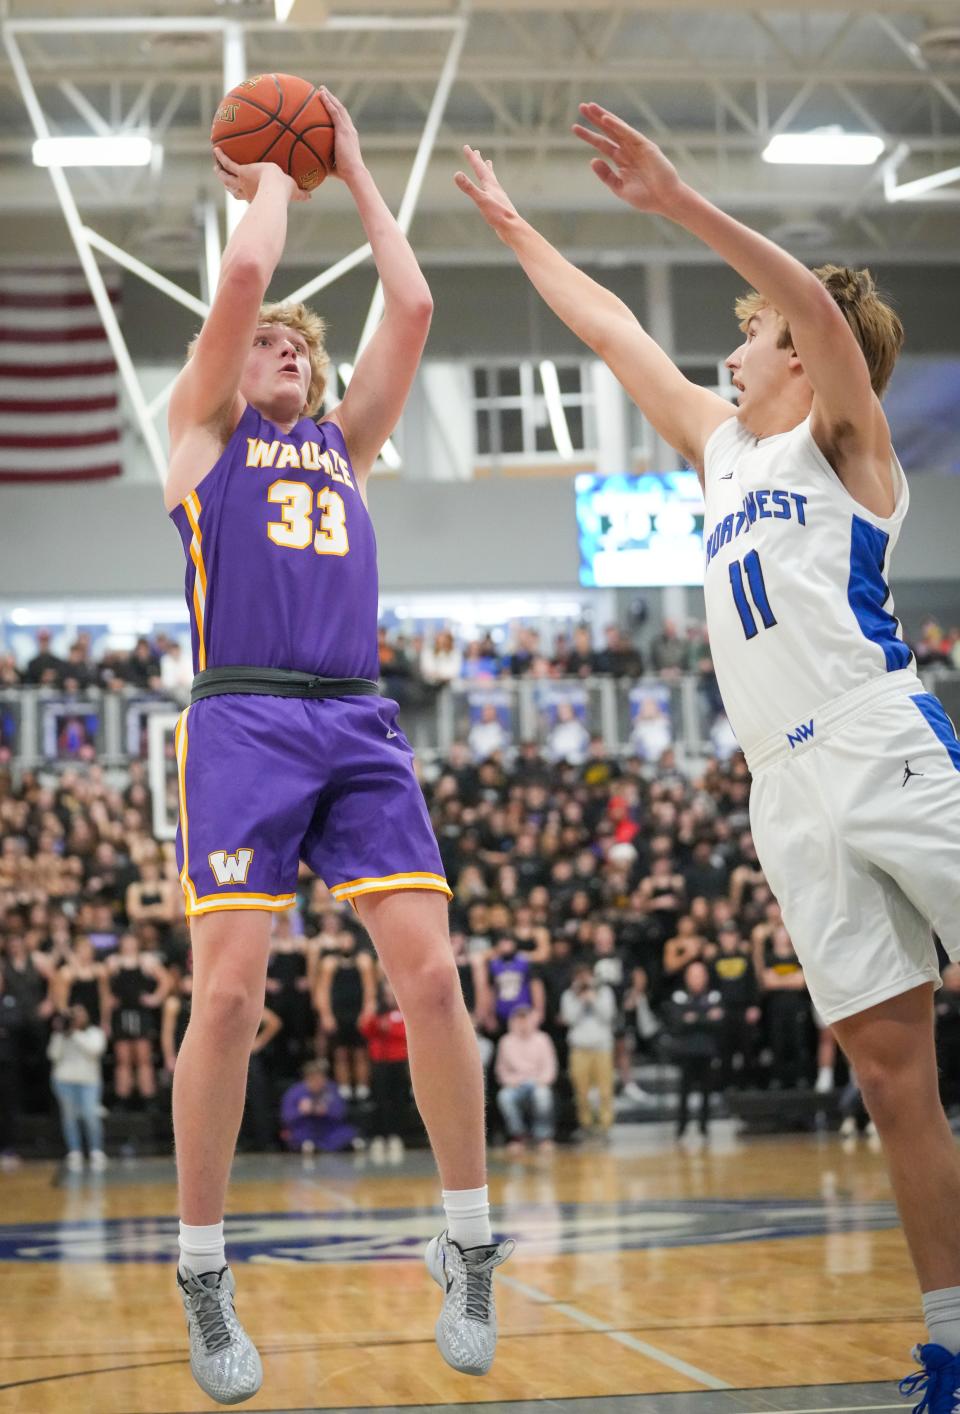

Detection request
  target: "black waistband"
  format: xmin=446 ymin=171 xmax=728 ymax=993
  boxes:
xmin=190 ymin=667 xmax=381 ymax=704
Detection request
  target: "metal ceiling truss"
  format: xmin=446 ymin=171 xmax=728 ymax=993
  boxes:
xmin=1 ymin=6 xmax=470 ymax=482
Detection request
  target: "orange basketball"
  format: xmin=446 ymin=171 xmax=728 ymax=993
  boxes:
xmin=210 ymin=73 xmax=334 ymax=191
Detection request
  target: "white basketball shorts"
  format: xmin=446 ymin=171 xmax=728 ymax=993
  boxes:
xmin=746 ymin=669 xmax=960 ymax=1024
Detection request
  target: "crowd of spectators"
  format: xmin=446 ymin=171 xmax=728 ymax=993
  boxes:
xmin=1 ymin=689 xmax=957 ymax=1164
xmin=0 ymin=619 xmax=714 ymax=701
xmin=0 ymin=629 xmax=193 ymax=699
xmin=2 ymin=612 xmax=958 ymax=703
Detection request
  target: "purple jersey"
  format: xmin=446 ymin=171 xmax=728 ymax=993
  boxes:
xmin=170 ymin=403 xmax=378 ymax=680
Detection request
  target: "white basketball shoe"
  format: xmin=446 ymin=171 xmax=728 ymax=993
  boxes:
xmin=177 ymin=1264 xmax=263 ymax=1404
xmin=425 ymin=1230 xmax=515 ymax=1375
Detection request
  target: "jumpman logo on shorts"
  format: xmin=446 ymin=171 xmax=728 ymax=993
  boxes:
xmin=902 ymin=759 xmax=924 ymax=787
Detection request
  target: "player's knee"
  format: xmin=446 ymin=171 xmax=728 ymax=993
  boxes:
xmin=856 ymin=1052 xmax=930 ymax=1124
xmin=192 ymin=977 xmax=263 ymax=1039
xmin=391 ymin=956 xmax=461 ymax=1019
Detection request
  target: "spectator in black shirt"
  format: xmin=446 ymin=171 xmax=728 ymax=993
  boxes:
xmin=762 ymin=927 xmax=810 ymax=1089
xmin=711 ymin=922 xmax=761 ymax=1088
xmin=591 ymin=624 xmax=643 ymax=679
xmin=664 ymin=960 xmax=723 ymax=1137
xmin=24 ymin=629 xmax=64 ymax=688
xmin=683 ymin=838 xmax=729 ymax=901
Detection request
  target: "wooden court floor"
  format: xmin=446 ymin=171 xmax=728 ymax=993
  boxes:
xmin=0 ymin=1123 xmax=921 ymax=1414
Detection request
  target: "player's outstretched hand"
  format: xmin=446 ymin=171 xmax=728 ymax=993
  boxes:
xmin=454 ymin=146 xmax=521 ymax=241
xmin=572 ymin=102 xmax=686 ymax=215
xmin=213 ymin=147 xmax=310 ymax=203
xmin=319 ymin=86 xmax=365 ymax=184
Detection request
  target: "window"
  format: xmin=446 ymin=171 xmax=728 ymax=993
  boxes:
xmin=471 ymin=360 xmax=594 ymax=464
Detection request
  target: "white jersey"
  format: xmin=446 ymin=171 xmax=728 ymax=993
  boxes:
xmin=702 ymin=413 xmax=915 ymax=756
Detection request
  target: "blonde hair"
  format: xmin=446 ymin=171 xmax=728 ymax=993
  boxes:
xmin=186 ymin=300 xmax=330 ymax=415
xmin=734 ymin=265 xmax=904 ymax=397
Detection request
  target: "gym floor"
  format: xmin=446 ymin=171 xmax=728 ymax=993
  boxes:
xmin=0 ymin=1124 xmax=916 ymax=1414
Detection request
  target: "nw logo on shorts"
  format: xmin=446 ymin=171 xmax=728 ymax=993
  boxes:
xmin=786 ymin=719 xmax=814 ymax=749
xmin=208 ymin=848 xmax=254 ymax=886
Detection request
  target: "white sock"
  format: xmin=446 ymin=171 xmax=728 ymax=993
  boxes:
xmin=923 ymin=1287 xmax=960 ymax=1355
xmin=443 ymin=1186 xmax=492 ymax=1248
xmin=178 ymin=1220 xmax=226 ymax=1277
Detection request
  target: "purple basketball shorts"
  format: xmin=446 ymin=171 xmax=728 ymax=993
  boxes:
xmin=173 ymin=694 xmax=450 ymax=917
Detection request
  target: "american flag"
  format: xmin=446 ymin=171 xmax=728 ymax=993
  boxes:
xmin=0 ymin=269 xmax=121 ymax=482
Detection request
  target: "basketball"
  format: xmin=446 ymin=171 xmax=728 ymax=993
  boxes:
xmin=210 ymin=73 xmax=334 ymax=191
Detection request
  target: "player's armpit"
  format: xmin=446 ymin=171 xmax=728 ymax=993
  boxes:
xmin=598 ymin=317 xmax=735 ymax=477
xmin=809 ymin=397 xmax=897 ymax=518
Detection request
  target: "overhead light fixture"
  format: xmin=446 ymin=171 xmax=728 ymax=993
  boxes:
xmin=32 ymin=135 xmax=155 ymax=168
xmin=762 ymin=128 xmax=885 ymax=166
xmin=275 ymin=0 xmax=329 ymax=21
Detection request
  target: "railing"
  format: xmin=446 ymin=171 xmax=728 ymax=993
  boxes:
xmin=3 ymin=667 xmax=957 ymax=772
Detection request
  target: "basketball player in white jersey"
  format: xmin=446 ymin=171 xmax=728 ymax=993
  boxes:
xmin=459 ymin=108 xmax=960 ymax=1405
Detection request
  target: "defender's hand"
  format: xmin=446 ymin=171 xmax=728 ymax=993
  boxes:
xmin=454 ymin=146 xmax=521 ymax=241
xmin=572 ymin=103 xmax=687 ymax=216
xmin=213 ymin=148 xmax=310 ymax=204
xmin=319 ymin=86 xmax=365 ymax=184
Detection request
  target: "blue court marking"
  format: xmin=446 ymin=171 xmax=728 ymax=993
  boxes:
xmin=847 ymin=516 xmax=912 ymax=672
xmin=0 ymin=1197 xmax=901 ymax=1264
xmin=911 ymin=693 xmax=960 ymax=772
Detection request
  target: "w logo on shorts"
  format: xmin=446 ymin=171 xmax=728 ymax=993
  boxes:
xmin=208 ymin=848 xmax=254 ymax=886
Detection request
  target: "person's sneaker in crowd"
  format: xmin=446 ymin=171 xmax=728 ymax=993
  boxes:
xmin=839 ymin=1115 xmax=858 ymax=1140
xmin=300 ymin=1140 xmax=316 ymax=1156
xmin=621 ymin=1080 xmax=655 ymax=1105
xmin=0 ymin=1151 xmax=21 ymax=1172
xmin=425 ymin=1230 xmax=515 ymax=1376
xmin=338 ymin=1083 xmax=354 ymax=1100
xmin=65 ymin=1150 xmax=84 ymax=1173
xmin=505 ymin=1138 xmax=525 ymax=1157
xmin=89 ymin=1149 xmax=108 ymax=1172
xmin=535 ymin=1138 xmax=555 ymax=1154
xmin=899 ymin=1343 xmax=960 ymax=1413
xmin=815 ymin=1066 xmax=835 ymax=1094
xmin=354 ymin=1084 xmax=371 ymax=1101
xmin=865 ymin=1118 xmax=882 ymax=1152
xmin=177 ymin=1264 xmax=263 ymax=1405
xmin=387 ymin=1134 xmax=405 ymax=1163
xmin=369 ymin=1136 xmax=387 ymax=1163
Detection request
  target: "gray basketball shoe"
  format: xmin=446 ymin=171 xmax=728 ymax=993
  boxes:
xmin=177 ymin=1264 xmax=263 ymax=1404
xmin=425 ymin=1230 xmax=515 ymax=1375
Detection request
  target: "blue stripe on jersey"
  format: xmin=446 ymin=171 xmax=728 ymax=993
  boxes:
xmin=911 ymin=693 xmax=960 ymax=773
xmin=847 ymin=515 xmax=912 ymax=673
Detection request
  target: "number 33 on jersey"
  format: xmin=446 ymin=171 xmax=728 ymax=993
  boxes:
xmin=169 ymin=406 xmax=379 ymax=682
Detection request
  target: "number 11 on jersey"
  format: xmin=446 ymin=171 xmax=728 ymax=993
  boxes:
xmin=729 ymin=549 xmax=777 ymax=640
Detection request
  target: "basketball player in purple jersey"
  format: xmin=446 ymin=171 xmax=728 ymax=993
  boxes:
xmin=459 ymin=111 xmax=960 ymax=1407
xmin=165 ymin=89 xmax=512 ymax=1405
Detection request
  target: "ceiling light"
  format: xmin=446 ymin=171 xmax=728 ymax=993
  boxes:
xmin=33 ymin=135 xmax=155 ymax=168
xmin=762 ymin=128 xmax=885 ymax=166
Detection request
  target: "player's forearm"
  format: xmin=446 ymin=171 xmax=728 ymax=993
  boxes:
xmin=220 ymin=168 xmax=292 ymax=287
xmin=505 ymin=218 xmax=637 ymax=357
xmin=669 ymin=187 xmax=839 ymax=335
xmin=343 ymin=166 xmax=432 ymax=313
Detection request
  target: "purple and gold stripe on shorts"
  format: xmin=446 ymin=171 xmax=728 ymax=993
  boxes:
xmin=174 ymin=706 xmax=296 ymax=919
xmin=330 ymin=871 xmax=453 ymax=903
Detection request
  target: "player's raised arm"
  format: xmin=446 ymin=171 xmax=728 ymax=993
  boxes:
xmin=166 ymin=153 xmax=308 ymax=505
xmin=320 ymin=87 xmax=433 ymax=481
xmin=574 ymin=102 xmax=896 ymax=513
xmin=455 ymin=146 xmax=733 ymax=479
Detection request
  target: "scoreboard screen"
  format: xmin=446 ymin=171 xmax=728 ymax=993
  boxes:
xmin=576 ymin=471 xmax=705 ymax=587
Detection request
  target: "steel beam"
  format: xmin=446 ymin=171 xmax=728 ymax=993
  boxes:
xmin=2 ymin=26 xmax=167 ymax=482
